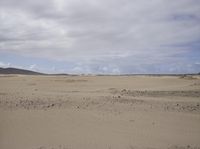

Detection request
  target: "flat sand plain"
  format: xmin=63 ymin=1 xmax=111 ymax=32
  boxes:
xmin=0 ymin=75 xmax=200 ymax=149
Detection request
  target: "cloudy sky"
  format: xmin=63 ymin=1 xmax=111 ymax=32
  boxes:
xmin=0 ymin=0 xmax=200 ymax=74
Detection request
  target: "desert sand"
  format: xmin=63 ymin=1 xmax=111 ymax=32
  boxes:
xmin=0 ymin=75 xmax=200 ymax=149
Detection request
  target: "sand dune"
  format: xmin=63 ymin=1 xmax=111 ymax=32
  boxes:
xmin=0 ymin=75 xmax=200 ymax=149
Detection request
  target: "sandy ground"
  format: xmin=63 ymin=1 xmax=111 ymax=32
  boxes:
xmin=0 ymin=75 xmax=200 ymax=149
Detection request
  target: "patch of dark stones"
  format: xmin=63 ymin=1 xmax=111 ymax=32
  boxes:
xmin=0 ymin=99 xmax=70 ymax=110
xmin=119 ymin=89 xmax=200 ymax=97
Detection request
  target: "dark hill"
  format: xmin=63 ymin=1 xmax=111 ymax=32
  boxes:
xmin=0 ymin=67 xmax=44 ymax=75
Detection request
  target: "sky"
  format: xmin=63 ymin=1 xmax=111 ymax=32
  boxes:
xmin=0 ymin=0 xmax=200 ymax=74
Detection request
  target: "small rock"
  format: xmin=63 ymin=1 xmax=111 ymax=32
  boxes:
xmin=121 ymin=89 xmax=126 ymax=92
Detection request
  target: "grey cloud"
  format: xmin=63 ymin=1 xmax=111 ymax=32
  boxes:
xmin=0 ymin=0 xmax=200 ymax=73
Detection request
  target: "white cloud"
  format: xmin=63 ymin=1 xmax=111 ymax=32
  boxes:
xmin=0 ymin=61 xmax=25 ymax=70
xmin=0 ymin=0 xmax=199 ymax=73
xmin=29 ymin=64 xmax=37 ymax=70
xmin=195 ymin=62 xmax=200 ymax=65
xmin=0 ymin=61 xmax=11 ymax=68
xmin=111 ymin=68 xmax=120 ymax=74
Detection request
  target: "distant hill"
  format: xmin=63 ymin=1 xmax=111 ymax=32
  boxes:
xmin=0 ymin=67 xmax=44 ymax=75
